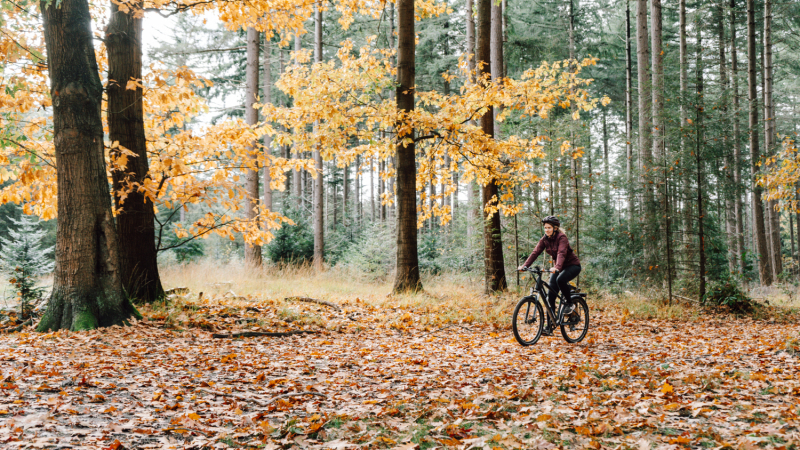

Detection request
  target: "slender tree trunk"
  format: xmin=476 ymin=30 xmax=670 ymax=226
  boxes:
xmin=343 ymin=164 xmax=349 ymax=226
xmin=719 ymin=3 xmax=736 ymax=276
xmin=37 ymin=0 xmax=139 ymax=331
xmin=466 ymin=0 xmax=477 ymax=242
xmin=393 ymin=0 xmax=421 ymax=293
xmin=730 ymin=0 xmax=745 ymax=275
xmin=292 ymin=33 xmax=302 ymax=204
xmin=696 ymin=22 xmax=707 ymax=300
xmin=626 ymin=0 xmax=634 ymax=224
xmin=387 ymin=1 xmax=397 ymax=223
xmin=370 ymin=156 xmax=375 ymax=220
xmin=262 ymin=35 xmax=273 ymax=212
xmin=637 ymin=0 xmax=654 ymax=263
xmin=748 ymin=0 xmax=772 ymax=285
xmin=312 ymin=2 xmax=325 ymax=271
xmin=243 ymin=27 xmax=262 ymax=268
xmin=602 ymin=109 xmax=610 ymax=201
xmin=651 ymin=0 xmax=666 ymax=281
xmin=680 ymin=0 xmax=692 ymax=261
xmin=763 ymin=0 xmax=781 ymax=279
xmin=479 ymin=0 xmax=506 ymax=293
xmin=106 ymin=0 xmax=163 ymax=302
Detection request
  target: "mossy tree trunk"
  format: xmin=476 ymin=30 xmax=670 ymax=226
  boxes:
xmin=106 ymin=0 xmax=165 ymax=302
xmin=37 ymin=0 xmax=140 ymax=332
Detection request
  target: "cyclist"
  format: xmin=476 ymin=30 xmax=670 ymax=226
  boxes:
xmin=517 ymin=216 xmax=581 ymax=334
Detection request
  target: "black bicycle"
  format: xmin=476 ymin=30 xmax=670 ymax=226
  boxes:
xmin=512 ymin=266 xmax=589 ymax=346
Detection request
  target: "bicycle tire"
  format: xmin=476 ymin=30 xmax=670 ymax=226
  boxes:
xmin=512 ymin=296 xmax=544 ymax=346
xmin=559 ymin=297 xmax=589 ymax=343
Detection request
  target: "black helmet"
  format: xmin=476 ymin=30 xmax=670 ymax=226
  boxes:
xmin=542 ymin=216 xmax=560 ymax=227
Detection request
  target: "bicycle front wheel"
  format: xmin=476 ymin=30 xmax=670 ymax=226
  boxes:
xmin=512 ymin=296 xmax=544 ymax=346
xmin=560 ymin=297 xmax=589 ymax=343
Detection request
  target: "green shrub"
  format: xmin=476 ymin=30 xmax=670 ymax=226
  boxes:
xmin=701 ymin=279 xmax=753 ymax=313
xmin=266 ymin=211 xmax=314 ymax=264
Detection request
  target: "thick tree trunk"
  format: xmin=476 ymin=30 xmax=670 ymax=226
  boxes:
xmin=763 ymin=0 xmax=781 ymax=279
xmin=747 ymin=0 xmax=772 ymax=285
xmin=480 ymin=0 xmax=507 ymax=293
xmin=313 ymin=2 xmax=325 ymax=271
xmin=105 ymin=0 xmax=164 ymax=303
xmin=393 ymin=0 xmax=421 ymax=293
xmin=37 ymin=0 xmax=139 ymax=331
xmin=244 ymin=27 xmax=262 ymax=268
xmin=730 ymin=0 xmax=745 ymax=275
xmin=262 ymin=35 xmax=273 ymax=212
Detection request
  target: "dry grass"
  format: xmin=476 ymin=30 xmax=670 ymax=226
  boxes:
xmin=158 ymin=260 xmax=800 ymax=326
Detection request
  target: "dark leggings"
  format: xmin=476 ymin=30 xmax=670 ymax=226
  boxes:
xmin=547 ymin=264 xmax=581 ymax=313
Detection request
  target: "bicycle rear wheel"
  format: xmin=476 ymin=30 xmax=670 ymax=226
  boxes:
xmin=512 ymin=296 xmax=544 ymax=346
xmin=560 ymin=297 xmax=589 ymax=343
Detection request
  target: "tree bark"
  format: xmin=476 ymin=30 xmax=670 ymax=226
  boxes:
xmin=696 ymin=22 xmax=707 ymax=300
xmin=392 ymin=0 xmax=422 ymax=293
xmin=717 ymin=3 xmax=734 ymax=276
xmin=313 ymin=1 xmax=324 ymax=271
xmin=262 ymin=35 xmax=273 ymax=213
xmin=637 ymin=0 xmax=654 ymax=261
xmin=650 ymin=0 xmax=665 ymax=280
xmin=625 ymin=0 xmax=634 ymax=224
xmin=292 ymin=33 xmax=302 ymax=205
xmin=680 ymin=0 xmax=692 ymax=263
xmin=480 ymin=0 xmax=507 ymax=293
xmin=747 ymin=0 xmax=772 ymax=285
xmin=466 ymin=0 xmax=477 ymax=242
xmin=244 ymin=27 xmax=262 ymax=268
xmin=105 ymin=0 xmax=164 ymax=303
xmin=763 ymin=0 xmax=781 ymax=279
xmin=730 ymin=0 xmax=745 ymax=275
xmin=37 ymin=0 xmax=139 ymax=331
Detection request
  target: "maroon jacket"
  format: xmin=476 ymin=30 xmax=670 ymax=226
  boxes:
xmin=523 ymin=230 xmax=580 ymax=271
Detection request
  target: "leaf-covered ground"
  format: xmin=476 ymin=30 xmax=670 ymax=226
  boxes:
xmin=1 ymin=296 xmax=799 ymax=449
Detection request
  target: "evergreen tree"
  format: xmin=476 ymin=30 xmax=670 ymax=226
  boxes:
xmin=0 ymin=214 xmax=54 ymax=319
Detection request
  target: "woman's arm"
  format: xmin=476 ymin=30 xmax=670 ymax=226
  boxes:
xmin=522 ymin=238 xmax=546 ymax=268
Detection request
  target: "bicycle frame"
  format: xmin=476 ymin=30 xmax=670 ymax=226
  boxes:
xmin=526 ymin=267 xmax=570 ymax=327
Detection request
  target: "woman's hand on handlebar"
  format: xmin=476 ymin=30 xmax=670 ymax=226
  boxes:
xmin=517 ymin=265 xmax=527 ymax=272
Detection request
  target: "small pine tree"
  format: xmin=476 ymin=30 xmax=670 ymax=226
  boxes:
xmin=0 ymin=214 xmax=55 ymax=319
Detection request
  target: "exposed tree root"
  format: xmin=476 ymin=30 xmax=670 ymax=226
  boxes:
xmin=284 ymin=296 xmax=343 ymax=312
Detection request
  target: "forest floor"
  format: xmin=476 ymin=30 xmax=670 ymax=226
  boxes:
xmin=0 ymin=268 xmax=799 ymax=449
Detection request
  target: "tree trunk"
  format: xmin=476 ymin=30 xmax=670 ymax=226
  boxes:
xmin=292 ymin=33 xmax=302 ymax=204
xmin=466 ymin=0 xmax=477 ymax=242
xmin=625 ymin=0 xmax=634 ymax=225
xmin=105 ymin=0 xmax=164 ymax=302
xmin=680 ymin=0 xmax=692 ymax=262
xmin=717 ymin=3 xmax=734 ymax=276
xmin=392 ymin=0 xmax=421 ymax=293
xmin=244 ymin=27 xmax=262 ymax=268
xmin=696 ymin=22 xmax=707 ymax=300
xmin=763 ymin=0 xmax=781 ymax=279
xmin=313 ymin=1 xmax=325 ymax=271
xmin=37 ymin=0 xmax=139 ymax=331
xmin=651 ymin=0 xmax=665 ymax=280
xmin=262 ymin=35 xmax=273 ymax=212
xmin=637 ymin=0 xmax=654 ymax=262
xmin=747 ymin=0 xmax=772 ymax=285
xmin=730 ymin=0 xmax=745 ymax=275
xmin=479 ymin=0 xmax=507 ymax=293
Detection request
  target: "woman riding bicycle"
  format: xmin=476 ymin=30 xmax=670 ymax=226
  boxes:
xmin=517 ymin=216 xmax=581 ymax=333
